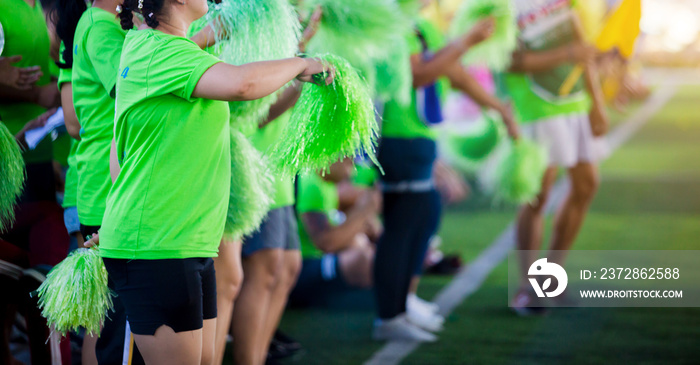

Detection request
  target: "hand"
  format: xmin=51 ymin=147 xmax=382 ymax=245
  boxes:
xmin=297 ymin=57 xmax=335 ymax=85
xmin=497 ymin=103 xmax=520 ymax=140
xmin=568 ymin=42 xmax=597 ymax=64
xmin=589 ymin=104 xmax=609 ymax=137
xmin=356 ymin=189 xmax=381 ymax=213
xmin=17 ymin=107 xmax=57 ymax=136
xmin=83 ymin=233 xmax=99 ymax=248
xmin=365 ymin=217 xmax=384 ymax=242
xmin=36 ymin=83 xmax=61 ymax=109
xmin=464 ymin=17 xmax=495 ymax=47
xmin=0 ymin=56 xmax=43 ymax=90
xmin=299 ymin=6 xmax=322 ymax=52
xmin=434 ymin=161 xmax=470 ymax=204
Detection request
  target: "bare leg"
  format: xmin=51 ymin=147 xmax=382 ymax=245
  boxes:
xmin=212 ymin=239 xmax=242 ymax=365
xmin=81 ymin=334 xmax=98 ymax=365
xmin=231 ymin=249 xmax=283 ymax=365
xmin=548 ymin=162 xmax=599 ymax=266
xmin=258 ymin=250 xmax=302 ymax=359
xmin=517 ymin=167 xmax=558 ymax=290
xmin=201 ymin=318 xmax=217 ymax=365
xmin=133 ymin=324 xmax=204 ymax=365
xmin=338 ymin=237 xmax=374 ymax=289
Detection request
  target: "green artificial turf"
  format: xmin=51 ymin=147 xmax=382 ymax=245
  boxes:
xmin=221 ymin=84 xmax=700 ymax=365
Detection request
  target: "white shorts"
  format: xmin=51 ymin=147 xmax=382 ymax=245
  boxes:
xmin=521 ymin=113 xmax=609 ymax=168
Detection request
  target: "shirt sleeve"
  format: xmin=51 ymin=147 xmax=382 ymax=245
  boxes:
xmin=85 ymin=20 xmax=126 ymax=98
xmin=147 ymin=37 xmax=221 ymax=101
xmin=57 ymin=43 xmax=72 ymax=91
xmin=297 ymin=175 xmax=331 ymax=214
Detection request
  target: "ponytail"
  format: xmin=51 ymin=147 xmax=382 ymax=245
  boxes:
xmin=50 ymin=0 xmax=88 ymax=68
xmin=118 ymin=0 xmax=164 ymax=30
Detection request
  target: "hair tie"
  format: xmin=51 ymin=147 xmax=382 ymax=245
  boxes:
xmin=116 ymin=4 xmax=122 ymax=13
xmin=138 ymin=0 xmax=143 ymax=9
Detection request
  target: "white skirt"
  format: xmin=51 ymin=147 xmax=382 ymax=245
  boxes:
xmin=521 ymin=113 xmax=609 ymax=168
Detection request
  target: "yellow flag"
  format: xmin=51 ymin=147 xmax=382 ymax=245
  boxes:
xmin=595 ymin=0 xmax=641 ymax=58
xmin=559 ymin=0 xmax=641 ymax=96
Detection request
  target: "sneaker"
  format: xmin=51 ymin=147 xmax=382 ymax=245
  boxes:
xmin=372 ymin=315 xmax=438 ymax=342
xmin=407 ymin=293 xmax=439 ymax=315
xmin=273 ymin=330 xmax=302 ymax=353
xmin=511 ymin=290 xmax=549 ymax=317
xmin=406 ymin=305 xmax=444 ymax=332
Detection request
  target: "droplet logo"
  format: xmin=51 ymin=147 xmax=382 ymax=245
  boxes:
xmin=528 ymin=258 xmax=568 ymax=298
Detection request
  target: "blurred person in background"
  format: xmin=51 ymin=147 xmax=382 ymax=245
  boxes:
xmin=372 ymin=0 xmax=519 ymax=342
xmin=0 ymin=0 xmax=70 ymax=362
xmin=504 ymin=0 xmax=609 ymax=315
xmin=230 ymin=12 xmax=322 ymax=365
xmin=288 ymin=158 xmax=379 ymax=309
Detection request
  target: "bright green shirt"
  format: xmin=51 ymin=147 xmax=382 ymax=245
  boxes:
xmin=100 ymin=29 xmax=229 ymax=260
xmin=296 ymin=173 xmax=340 ymax=259
xmin=248 ymin=111 xmax=295 ymax=209
xmin=58 ymin=43 xmax=78 ymax=208
xmin=0 ymin=0 xmax=53 ymax=163
xmin=352 ymin=163 xmax=379 ymax=188
xmin=501 ymin=0 xmax=591 ymax=123
xmin=381 ymin=18 xmax=449 ymax=140
xmin=72 ymin=7 xmax=126 ymax=226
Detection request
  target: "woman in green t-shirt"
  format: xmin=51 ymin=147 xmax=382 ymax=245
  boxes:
xmin=85 ymin=0 xmax=333 ymax=363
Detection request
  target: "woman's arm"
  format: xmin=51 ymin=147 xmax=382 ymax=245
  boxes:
xmin=61 ymin=83 xmax=81 ymax=140
xmin=258 ymin=82 xmax=302 ymax=128
xmin=508 ymin=43 xmax=596 ymax=74
xmin=192 ymin=57 xmax=332 ymax=102
xmin=109 ymin=139 xmax=120 ymax=183
xmin=412 ymin=18 xmax=494 ymax=88
xmin=446 ymin=63 xmax=519 ymax=138
xmin=302 ymin=190 xmax=379 ymax=254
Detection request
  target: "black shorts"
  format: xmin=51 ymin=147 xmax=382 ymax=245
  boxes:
xmin=103 ymin=257 xmax=217 ymax=335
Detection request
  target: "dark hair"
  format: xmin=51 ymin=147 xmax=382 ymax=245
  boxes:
xmin=118 ymin=0 xmax=166 ymax=30
xmin=50 ymin=0 xmax=88 ymax=68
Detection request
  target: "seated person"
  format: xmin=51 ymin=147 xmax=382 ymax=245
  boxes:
xmin=288 ymin=158 xmax=381 ymax=308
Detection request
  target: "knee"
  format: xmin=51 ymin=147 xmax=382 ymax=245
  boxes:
xmin=525 ymin=188 xmax=551 ymax=214
xmin=280 ymin=252 xmax=302 ymax=290
xmin=570 ymin=173 xmax=599 ymax=204
xmin=220 ymin=265 xmax=244 ymax=301
xmin=247 ymin=253 xmax=284 ymax=292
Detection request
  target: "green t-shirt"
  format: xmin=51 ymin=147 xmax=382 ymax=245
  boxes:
xmin=501 ymin=0 xmax=591 ymax=123
xmin=296 ymin=173 xmax=340 ymax=259
xmin=352 ymin=163 xmax=379 ymax=187
xmin=58 ymin=43 xmax=78 ymax=208
xmin=381 ymin=18 xmax=449 ymax=140
xmin=247 ymin=111 xmax=295 ymax=209
xmin=72 ymin=7 xmax=126 ymax=226
xmin=100 ymin=29 xmax=229 ymax=260
xmin=0 ymin=0 xmax=53 ymax=163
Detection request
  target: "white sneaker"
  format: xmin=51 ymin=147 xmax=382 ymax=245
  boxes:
xmin=372 ymin=315 xmax=438 ymax=342
xmin=407 ymin=293 xmax=439 ymax=315
xmin=406 ymin=305 xmax=444 ymax=332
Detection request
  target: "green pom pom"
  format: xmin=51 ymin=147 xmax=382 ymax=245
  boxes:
xmin=0 ymin=123 xmax=25 ymax=231
xmin=444 ymin=115 xmax=503 ymax=172
xmin=450 ymin=0 xmax=518 ymax=71
xmin=225 ymin=129 xmax=275 ymax=240
xmin=207 ymin=0 xmax=302 ymax=130
xmin=304 ymin=0 xmax=413 ymax=101
xmin=494 ymin=138 xmax=548 ymax=204
xmin=271 ymin=54 xmax=380 ymax=175
xmin=37 ymin=248 xmax=112 ymax=336
xmin=396 ymin=0 xmax=421 ymax=16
